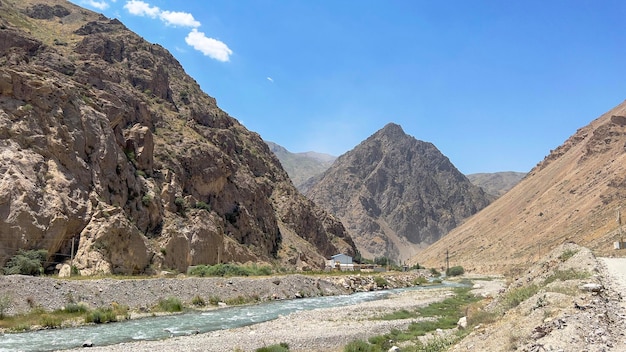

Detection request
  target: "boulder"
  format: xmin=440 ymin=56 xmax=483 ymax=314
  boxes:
xmin=457 ymin=316 xmax=468 ymax=329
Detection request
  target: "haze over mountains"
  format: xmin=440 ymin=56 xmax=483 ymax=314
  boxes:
xmin=265 ymin=141 xmax=336 ymax=192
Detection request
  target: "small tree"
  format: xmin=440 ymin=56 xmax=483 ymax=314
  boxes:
xmin=446 ymin=265 xmax=465 ymax=277
xmin=3 ymin=249 xmax=48 ymax=276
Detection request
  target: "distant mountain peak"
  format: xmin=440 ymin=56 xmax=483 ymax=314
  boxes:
xmin=305 ymin=124 xmax=492 ymax=262
xmin=375 ymin=123 xmax=406 ymax=139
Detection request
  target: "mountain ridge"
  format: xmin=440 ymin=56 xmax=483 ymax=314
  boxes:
xmin=0 ymin=0 xmax=356 ymax=274
xmin=414 ymin=101 xmax=626 ymax=274
xmin=306 ymin=123 xmax=492 ymax=262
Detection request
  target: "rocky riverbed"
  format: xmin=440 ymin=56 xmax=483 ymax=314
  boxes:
xmin=0 ymin=272 xmax=428 ymax=318
xmin=6 ymin=243 xmax=625 ymax=352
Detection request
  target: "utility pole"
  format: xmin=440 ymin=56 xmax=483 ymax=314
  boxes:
xmin=70 ymin=237 xmax=75 ymax=277
xmin=446 ymin=249 xmax=449 ymax=275
xmin=618 ymin=207 xmax=623 ymax=247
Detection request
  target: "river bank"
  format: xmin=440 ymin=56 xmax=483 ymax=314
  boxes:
xmin=0 ymin=272 xmax=429 ymax=321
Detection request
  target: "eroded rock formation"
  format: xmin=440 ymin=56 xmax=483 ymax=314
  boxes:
xmin=0 ymin=0 xmax=355 ymax=275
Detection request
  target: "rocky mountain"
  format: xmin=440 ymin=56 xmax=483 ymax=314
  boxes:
xmin=467 ymin=171 xmax=526 ymax=197
xmin=305 ymin=123 xmax=492 ymax=262
xmin=265 ymin=141 xmax=336 ymax=192
xmin=415 ymin=102 xmax=626 ymax=274
xmin=0 ymin=0 xmax=356 ymax=275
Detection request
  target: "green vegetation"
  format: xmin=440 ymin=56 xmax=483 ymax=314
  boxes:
xmin=429 ymin=268 xmax=441 ymax=277
xmin=446 ymin=266 xmax=465 ymax=277
xmin=409 ymin=263 xmax=423 ymax=270
xmin=208 ymin=295 xmax=221 ymax=306
xmin=0 ymin=295 xmax=11 ymax=319
xmin=501 ymin=284 xmax=539 ymax=309
xmin=174 ymin=197 xmax=187 ymax=217
xmin=40 ymin=314 xmax=63 ymax=328
xmin=344 ymin=340 xmax=381 ymax=352
xmin=558 ymin=249 xmax=578 ymax=262
xmin=412 ymin=276 xmax=429 ymax=285
xmin=85 ymin=307 xmax=118 ymax=324
xmin=224 ymin=295 xmax=260 ymax=306
xmin=0 ymin=302 xmax=129 ymax=331
xmin=256 ymin=343 xmax=290 ymax=352
xmin=142 ymin=194 xmax=152 ymax=206
xmin=156 ymin=297 xmax=183 ymax=312
xmin=187 ymin=263 xmax=272 ymax=277
xmin=377 ymin=309 xmax=417 ymax=320
xmin=193 ymin=201 xmax=211 ymax=211
xmin=64 ymin=303 xmax=88 ymax=314
xmin=373 ymin=276 xmax=389 ymax=288
xmin=346 ymin=288 xmax=481 ymax=352
xmin=191 ymin=295 xmax=206 ymax=307
xmin=543 ymin=269 xmax=590 ymax=285
xmin=3 ymin=249 xmax=48 ymax=276
xmin=124 ymin=150 xmax=136 ymax=163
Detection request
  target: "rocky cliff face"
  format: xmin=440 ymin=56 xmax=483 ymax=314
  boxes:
xmin=0 ymin=0 xmax=355 ymax=275
xmin=416 ymin=102 xmax=626 ymax=274
xmin=305 ymin=123 xmax=492 ymax=262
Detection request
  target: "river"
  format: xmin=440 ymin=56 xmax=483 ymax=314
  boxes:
xmin=0 ymin=283 xmax=456 ymax=352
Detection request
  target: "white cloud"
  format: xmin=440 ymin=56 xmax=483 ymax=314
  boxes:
xmin=124 ymin=0 xmax=160 ymax=18
xmin=83 ymin=0 xmax=110 ymax=10
xmin=185 ymin=29 xmax=233 ymax=62
xmin=267 ymin=77 xmax=274 ymax=83
xmin=160 ymin=11 xmax=201 ymax=28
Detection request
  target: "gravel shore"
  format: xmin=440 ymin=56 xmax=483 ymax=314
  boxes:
xmin=65 ymin=287 xmax=459 ymax=352
xmin=0 ymin=272 xmax=506 ymax=352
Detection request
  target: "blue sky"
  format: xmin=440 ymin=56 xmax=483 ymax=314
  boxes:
xmin=70 ymin=0 xmax=626 ymax=174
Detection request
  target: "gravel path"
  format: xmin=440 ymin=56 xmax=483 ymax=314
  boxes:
xmin=600 ymin=257 xmax=626 ymax=296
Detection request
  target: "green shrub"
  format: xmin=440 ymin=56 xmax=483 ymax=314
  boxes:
xmin=502 ymin=285 xmax=539 ymax=309
xmin=193 ymin=201 xmax=211 ymax=211
xmin=157 ymin=297 xmax=183 ymax=312
xmin=187 ymin=263 xmax=272 ymax=277
xmin=373 ymin=276 xmax=388 ymax=288
xmin=343 ymin=340 xmax=382 ymax=352
xmin=142 ymin=194 xmax=152 ymax=205
xmin=0 ymin=295 xmax=12 ymax=319
xmin=64 ymin=303 xmax=87 ymax=314
xmin=446 ymin=266 xmax=465 ymax=277
xmin=224 ymin=295 xmax=250 ymax=306
xmin=412 ymin=276 xmax=429 ymax=285
xmin=191 ymin=295 xmax=205 ymax=307
xmin=429 ymin=268 xmax=441 ymax=277
xmin=377 ymin=309 xmax=417 ymax=320
xmin=543 ymin=269 xmax=590 ymax=285
xmin=40 ymin=314 xmax=62 ymax=328
xmin=85 ymin=308 xmax=117 ymax=324
xmin=256 ymin=343 xmax=290 ymax=352
xmin=558 ymin=249 xmax=578 ymax=262
xmin=3 ymin=249 xmax=48 ymax=276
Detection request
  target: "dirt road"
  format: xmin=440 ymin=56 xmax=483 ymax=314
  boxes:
xmin=600 ymin=257 xmax=626 ymax=294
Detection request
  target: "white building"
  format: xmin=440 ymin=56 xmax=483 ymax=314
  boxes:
xmin=326 ymin=254 xmax=354 ymax=271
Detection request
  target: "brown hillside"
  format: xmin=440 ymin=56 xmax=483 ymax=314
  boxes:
xmin=414 ymin=101 xmax=626 ymax=274
xmin=0 ymin=0 xmax=356 ymax=275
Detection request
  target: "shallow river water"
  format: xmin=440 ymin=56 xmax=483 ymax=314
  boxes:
xmin=0 ymin=283 xmax=455 ymax=352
